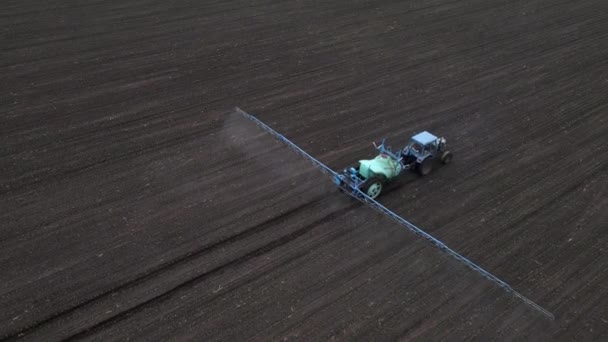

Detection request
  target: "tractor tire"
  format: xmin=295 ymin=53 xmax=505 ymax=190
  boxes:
xmin=362 ymin=177 xmax=383 ymax=199
xmin=417 ymin=158 xmax=433 ymax=176
xmin=441 ymin=151 xmax=453 ymax=164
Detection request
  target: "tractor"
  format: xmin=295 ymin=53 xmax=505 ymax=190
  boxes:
xmin=334 ymin=131 xmax=452 ymax=199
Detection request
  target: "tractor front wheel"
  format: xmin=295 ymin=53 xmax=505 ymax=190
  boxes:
xmin=441 ymin=151 xmax=453 ymax=164
xmin=417 ymin=158 xmax=433 ymax=176
xmin=362 ymin=177 xmax=383 ymax=199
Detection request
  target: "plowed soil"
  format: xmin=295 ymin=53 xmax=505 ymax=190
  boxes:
xmin=2 ymin=0 xmax=607 ymax=340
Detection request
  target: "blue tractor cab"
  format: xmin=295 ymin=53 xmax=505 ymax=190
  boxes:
xmin=402 ymin=131 xmax=452 ymax=175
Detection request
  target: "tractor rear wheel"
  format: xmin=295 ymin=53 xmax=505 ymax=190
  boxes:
xmin=441 ymin=151 xmax=453 ymax=164
xmin=417 ymin=158 xmax=433 ymax=176
xmin=362 ymin=177 xmax=383 ymax=199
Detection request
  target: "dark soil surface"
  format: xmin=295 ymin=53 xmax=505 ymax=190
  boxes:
xmin=2 ymin=0 xmax=607 ymax=340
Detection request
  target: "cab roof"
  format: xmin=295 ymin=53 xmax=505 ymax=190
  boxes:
xmin=411 ymin=131 xmax=438 ymax=145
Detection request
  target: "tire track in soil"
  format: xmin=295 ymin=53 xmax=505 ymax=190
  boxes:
xmin=7 ymin=200 xmax=356 ymax=341
xmin=1 ymin=175 xmax=325 ymax=336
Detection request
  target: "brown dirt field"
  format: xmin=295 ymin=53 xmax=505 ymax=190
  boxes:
xmin=1 ymin=0 xmax=607 ymax=340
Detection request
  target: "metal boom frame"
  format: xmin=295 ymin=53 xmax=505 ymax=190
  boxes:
xmin=235 ymin=107 xmax=554 ymax=320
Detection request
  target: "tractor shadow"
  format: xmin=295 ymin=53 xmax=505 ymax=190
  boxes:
xmin=384 ymin=158 xmax=452 ymax=196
